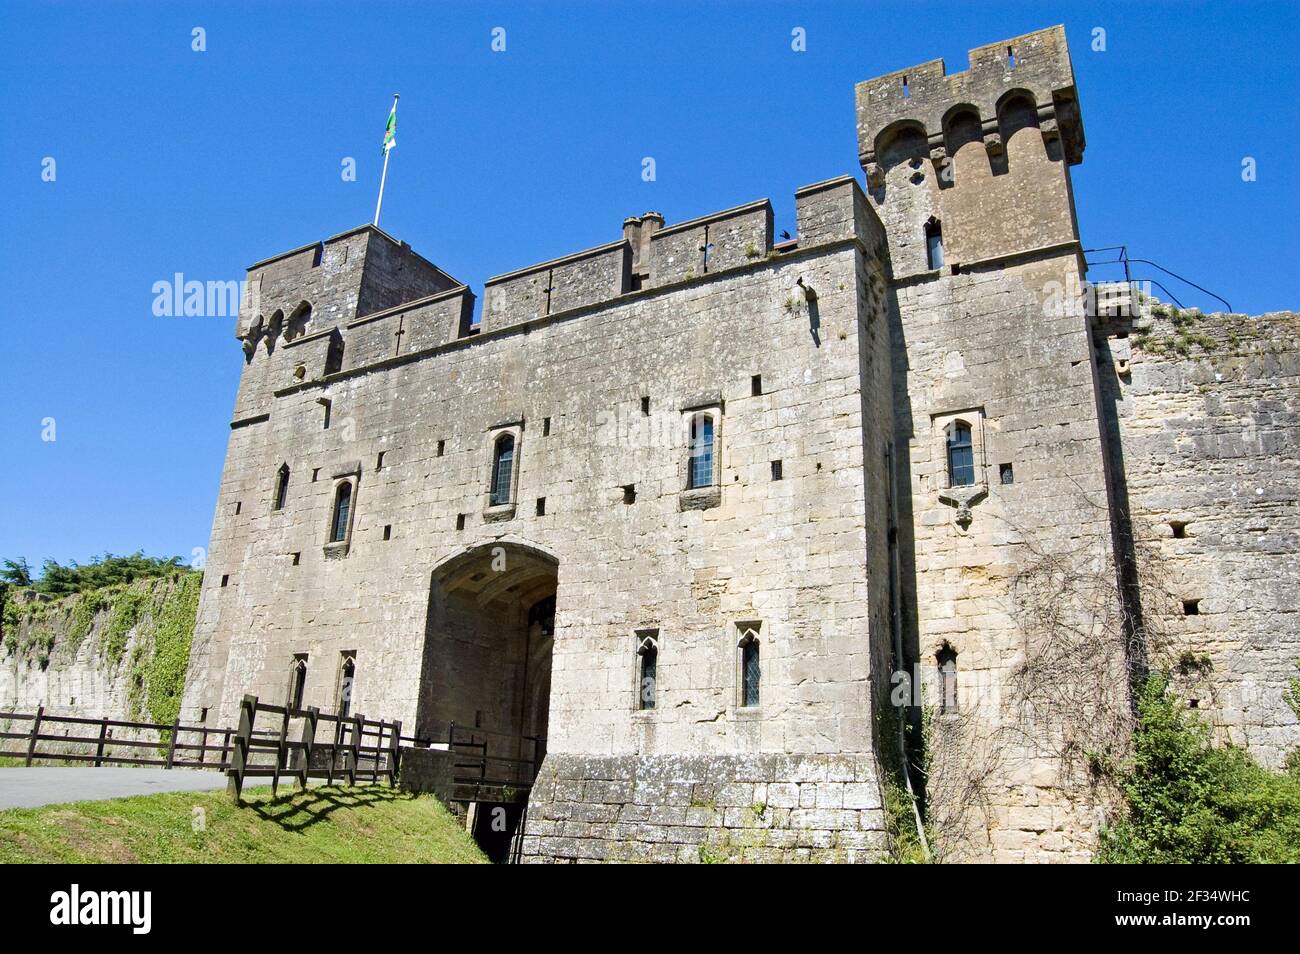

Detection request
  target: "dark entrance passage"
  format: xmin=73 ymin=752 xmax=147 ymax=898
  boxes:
xmin=415 ymin=542 xmax=556 ymax=859
xmin=471 ymin=801 xmax=529 ymax=863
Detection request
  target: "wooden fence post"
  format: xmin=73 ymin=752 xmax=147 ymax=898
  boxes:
xmin=347 ymin=713 xmax=363 ymax=787
xmin=326 ymin=718 xmax=340 ymax=786
xmin=25 ymin=706 xmax=43 ymax=767
xmin=227 ymin=694 xmax=257 ymax=804
xmin=299 ymin=706 xmax=318 ymax=790
xmin=272 ymin=704 xmax=290 ymax=797
xmin=94 ymin=716 xmax=109 ymax=767
xmin=389 ymin=719 xmax=402 ymax=787
xmin=164 ymin=716 xmax=181 ymax=769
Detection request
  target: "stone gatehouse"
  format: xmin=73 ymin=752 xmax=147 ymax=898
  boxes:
xmin=181 ymin=25 xmax=1298 ymax=862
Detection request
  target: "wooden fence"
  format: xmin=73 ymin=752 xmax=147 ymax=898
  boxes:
xmin=0 ymin=706 xmax=233 ymax=770
xmin=410 ymin=722 xmax=545 ymax=796
xmin=225 ymin=694 xmax=401 ymax=803
xmin=1 ymin=698 xmax=545 ymax=806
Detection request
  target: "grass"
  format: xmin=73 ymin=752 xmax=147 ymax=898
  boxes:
xmin=0 ymin=783 xmax=487 ymax=864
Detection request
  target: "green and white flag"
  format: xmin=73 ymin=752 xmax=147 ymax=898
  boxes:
xmin=382 ymin=100 xmax=397 ymax=154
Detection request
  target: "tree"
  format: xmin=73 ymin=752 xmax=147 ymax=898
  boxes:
xmin=0 ymin=558 xmax=32 ymax=587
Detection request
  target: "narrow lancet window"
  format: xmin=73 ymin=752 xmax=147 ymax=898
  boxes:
xmin=741 ymin=638 xmax=760 ymax=707
xmin=338 ymin=654 xmax=355 ymax=717
xmin=491 ymin=434 xmax=515 ymax=506
xmin=288 ymin=656 xmax=308 ymax=710
xmin=637 ymin=633 xmax=658 ymax=710
xmin=331 ymin=482 xmax=352 ymax=543
xmin=925 ymin=219 xmax=944 ymax=269
xmin=273 ymin=464 xmax=289 ymax=511
xmin=937 ymin=645 xmax=958 ymax=713
xmin=688 ymin=414 xmax=715 ymax=489
xmin=947 ymin=422 xmax=975 ymax=487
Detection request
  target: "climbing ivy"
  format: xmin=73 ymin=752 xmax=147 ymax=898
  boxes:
xmin=142 ymin=573 xmax=201 ymax=726
xmin=101 ymin=587 xmax=151 ymax=670
xmin=66 ymin=593 xmax=102 ymax=656
xmin=876 ymin=699 xmax=932 ymax=864
xmin=4 ymin=573 xmax=201 ymax=729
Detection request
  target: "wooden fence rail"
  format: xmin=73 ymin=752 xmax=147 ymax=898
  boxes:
xmin=224 ymin=695 xmax=402 ymax=804
xmin=396 ymin=722 xmax=545 ymax=791
xmin=0 ymin=706 xmax=233 ymax=770
xmin=1 ymin=701 xmax=546 ymax=804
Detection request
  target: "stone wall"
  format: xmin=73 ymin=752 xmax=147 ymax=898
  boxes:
xmin=185 ymin=228 xmax=890 ymax=745
xmin=860 ymin=25 xmax=1123 ymax=862
xmin=1097 ymin=305 xmax=1300 ymax=768
xmin=482 ymin=241 xmax=630 ymax=332
xmin=182 ymin=179 xmax=898 ymax=859
xmin=0 ymin=575 xmax=201 ymax=744
xmin=519 ymin=753 xmax=886 ymax=863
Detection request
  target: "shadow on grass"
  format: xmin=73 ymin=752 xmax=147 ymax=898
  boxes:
xmin=246 ymin=783 xmax=416 ymax=833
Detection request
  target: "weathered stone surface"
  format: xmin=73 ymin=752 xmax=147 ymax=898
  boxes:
xmin=1098 ymin=307 xmax=1300 ymax=768
xmin=175 ymin=24 xmax=1296 ymax=865
xmin=520 ymin=753 xmax=887 ymax=863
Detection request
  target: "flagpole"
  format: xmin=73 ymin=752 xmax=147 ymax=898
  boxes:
xmin=374 ymin=93 xmax=399 ymax=227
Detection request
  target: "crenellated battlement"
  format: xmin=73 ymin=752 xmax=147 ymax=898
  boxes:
xmin=231 ymin=225 xmax=462 ymax=421
xmin=230 ymin=175 xmax=882 ymax=421
xmin=855 ymin=25 xmax=1086 ymax=280
xmin=856 ymin=25 xmax=1084 ymax=186
xmin=479 ymin=198 xmax=776 ymax=334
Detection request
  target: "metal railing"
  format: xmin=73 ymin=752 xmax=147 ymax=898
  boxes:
xmin=1084 ymin=245 xmax=1233 ymax=313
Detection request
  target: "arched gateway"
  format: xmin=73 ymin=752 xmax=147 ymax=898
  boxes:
xmin=415 ymin=541 xmax=558 ymax=797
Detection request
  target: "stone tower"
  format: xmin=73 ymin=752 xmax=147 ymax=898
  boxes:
xmin=857 ymin=25 xmax=1085 ymax=277
xmin=857 ymin=26 xmax=1124 ymax=861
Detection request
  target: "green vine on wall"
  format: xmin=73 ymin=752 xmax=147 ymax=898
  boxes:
xmin=102 ymin=587 xmax=151 ymax=670
xmin=3 ymin=573 xmax=201 ymax=726
xmin=1098 ymin=672 xmax=1300 ymax=863
xmin=140 ymin=573 xmax=201 ymax=726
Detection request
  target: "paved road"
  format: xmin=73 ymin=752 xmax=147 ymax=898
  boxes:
xmin=0 ymin=768 xmax=274 ymax=810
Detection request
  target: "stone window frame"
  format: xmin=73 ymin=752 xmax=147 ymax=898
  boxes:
xmin=734 ymin=620 xmax=764 ymax=712
xmin=483 ymin=420 xmax=524 ymax=521
xmin=271 ymin=462 xmax=290 ymax=513
xmin=936 ymin=643 xmax=958 ymax=715
xmin=286 ymin=653 xmax=309 ymax=710
xmin=335 ymin=650 xmax=357 ymax=718
xmin=679 ymin=396 xmax=723 ymax=511
xmin=324 ymin=462 xmax=361 ymax=558
xmin=631 ymin=628 xmax=660 ymax=714
xmin=931 ymin=407 xmax=988 ymax=529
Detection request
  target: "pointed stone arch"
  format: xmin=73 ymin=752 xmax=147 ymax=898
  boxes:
xmin=284 ymin=300 xmax=313 ymax=342
xmin=416 ymin=539 xmax=560 ymax=767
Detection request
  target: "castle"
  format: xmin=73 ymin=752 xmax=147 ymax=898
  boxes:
xmin=180 ymin=25 xmax=1299 ymax=862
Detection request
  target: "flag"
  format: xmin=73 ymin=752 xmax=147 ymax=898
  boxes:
xmin=382 ymin=101 xmax=397 ymax=155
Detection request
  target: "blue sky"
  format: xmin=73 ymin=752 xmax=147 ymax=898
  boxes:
xmin=1 ymin=1 xmax=1296 ymax=572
